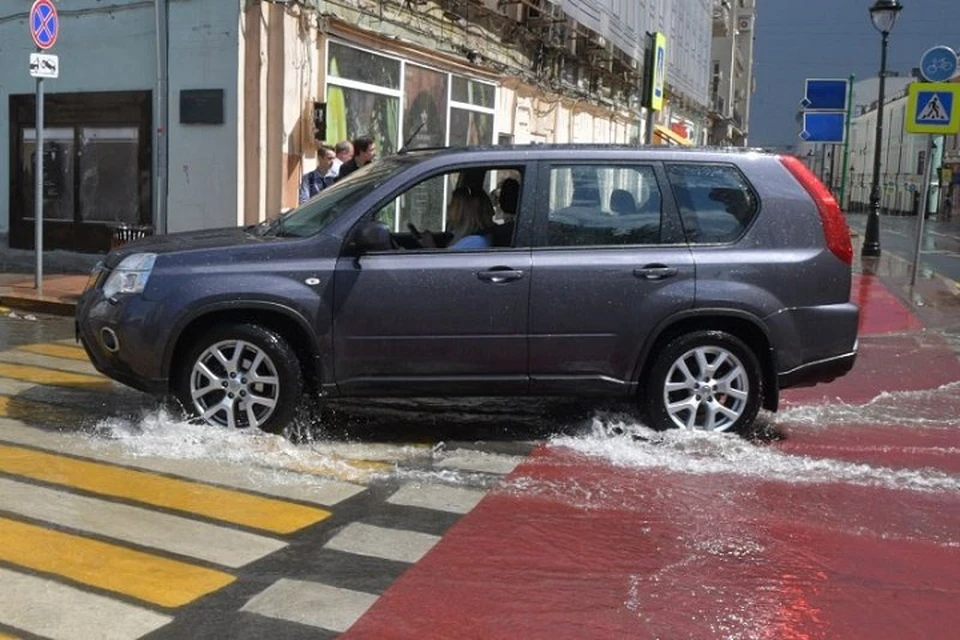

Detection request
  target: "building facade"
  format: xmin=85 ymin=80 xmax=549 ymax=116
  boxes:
xmin=1 ymin=0 xmax=716 ymax=253
xmin=840 ymin=74 xmax=954 ymax=218
xmin=707 ymin=0 xmax=755 ymax=146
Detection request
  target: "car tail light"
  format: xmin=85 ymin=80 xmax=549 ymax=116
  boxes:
xmin=779 ymin=155 xmax=853 ymax=265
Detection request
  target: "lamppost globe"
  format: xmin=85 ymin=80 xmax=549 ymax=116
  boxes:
xmin=861 ymin=0 xmax=903 ymax=258
xmin=870 ymin=0 xmax=903 ymax=34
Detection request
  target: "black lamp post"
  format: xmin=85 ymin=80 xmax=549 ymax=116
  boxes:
xmin=861 ymin=0 xmax=903 ymax=257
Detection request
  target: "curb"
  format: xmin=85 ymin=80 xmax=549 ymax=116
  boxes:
xmin=0 ymin=294 xmax=77 ymax=317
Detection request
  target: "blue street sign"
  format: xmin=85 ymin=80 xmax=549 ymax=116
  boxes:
xmin=800 ymin=112 xmax=846 ymax=143
xmin=803 ymin=79 xmax=849 ymax=111
xmin=29 ymin=0 xmax=59 ymax=50
xmin=906 ymin=83 xmax=960 ymax=134
xmin=919 ymin=45 xmax=958 ymax=83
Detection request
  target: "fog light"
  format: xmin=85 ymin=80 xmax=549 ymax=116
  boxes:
xmin=100 ymin=327 xmax=120 ymax=353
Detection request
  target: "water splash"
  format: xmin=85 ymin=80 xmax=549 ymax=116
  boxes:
xmin=547 ymin=409 xmax=960 ymax=495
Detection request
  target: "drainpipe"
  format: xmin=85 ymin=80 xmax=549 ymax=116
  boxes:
xmin=154 ymin=0 xmax=169 ymax=234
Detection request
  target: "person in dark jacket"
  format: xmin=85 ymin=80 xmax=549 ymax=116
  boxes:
xmin=299 ymin=144 xmax=337 ymax=203
xmin=337 ymin=136 xmax=377 ymax=180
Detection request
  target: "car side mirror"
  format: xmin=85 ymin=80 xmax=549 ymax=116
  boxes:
xmin=351 ymin=220 xmax=393 ymax=254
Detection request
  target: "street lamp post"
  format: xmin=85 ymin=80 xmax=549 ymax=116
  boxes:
xmin=861 ymin=0 xmax=903 ymax=257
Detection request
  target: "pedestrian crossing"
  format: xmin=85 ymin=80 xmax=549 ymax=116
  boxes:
xmin=0 ymin=334 xmax=524 ymax=638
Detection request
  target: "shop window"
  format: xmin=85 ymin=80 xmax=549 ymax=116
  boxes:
xmin=451 ymin=76 xmax=495 ymax=108
xmin=79 ymin=127 xmax=140 ymax=223
xmin=325 ymin=85 xmax=399 ymax=155
xmin=21 ymin=127 xmax=75 ymax=222
xmin=449 ymin=109 xmax=493 ymax=146
xmin=328 ymin=42 xmax=401 ymax=89
xmin=403 ymin=65 xmax=448 ymax=148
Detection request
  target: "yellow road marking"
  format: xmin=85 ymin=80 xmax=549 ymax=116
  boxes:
xmin=0 ymin=443 xmax=331 ymax=534
xmin=0 ymin=362 xmax=111 ymax=390
xmin=20 ymin=342 xmax=91 ymax=362
xmin=0 ymin=517 xmax=234 ymax=608
xmin=0 ymin=395 xmax=85 ymax=424
xmin=0 ymin=632 xmax=19 ymax=640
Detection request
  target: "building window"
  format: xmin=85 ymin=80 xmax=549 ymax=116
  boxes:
xmin=325 ymin=42 xmax=496 ymax=156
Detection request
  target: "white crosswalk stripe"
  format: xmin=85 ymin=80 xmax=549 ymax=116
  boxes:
xmin=324 ymin=522 xmax=441 ymax=563
xmin=0 ymin=567 xmax=173 ymax=640
xmin=387 ymin=482 xmax=487 ymax=514
xmin=241 ymin=579 xmax=379 ymax=634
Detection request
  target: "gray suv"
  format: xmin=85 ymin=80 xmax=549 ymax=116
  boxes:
xmin=76 ymin=145 xmax=858 ymax=434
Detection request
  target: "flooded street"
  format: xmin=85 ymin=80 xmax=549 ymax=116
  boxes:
xmin=0 ymin=283 xmax=958 ymax=639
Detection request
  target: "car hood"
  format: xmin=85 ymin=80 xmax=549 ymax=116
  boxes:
xmin=103 ymin=226 xmax=273 ymax=268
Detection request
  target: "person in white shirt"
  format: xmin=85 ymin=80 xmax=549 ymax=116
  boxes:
xmin=326 ymin=140 xmax=354 ymax=180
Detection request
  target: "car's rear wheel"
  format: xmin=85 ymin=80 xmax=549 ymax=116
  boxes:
xmin=175 ymin=323 xmax=302 ymax=434
xmin=643 ymin=330 xmax=762 ymax=433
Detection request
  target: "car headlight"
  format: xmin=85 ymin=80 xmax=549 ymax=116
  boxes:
xmin=101 ymin=253 xmax=157 ymax=299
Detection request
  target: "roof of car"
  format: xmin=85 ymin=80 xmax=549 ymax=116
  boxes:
xmin=398 ymin=143 xmax=782 ymax=159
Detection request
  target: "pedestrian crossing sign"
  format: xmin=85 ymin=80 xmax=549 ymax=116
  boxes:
xmin=906 ymin=82 xmax=960 ymax=134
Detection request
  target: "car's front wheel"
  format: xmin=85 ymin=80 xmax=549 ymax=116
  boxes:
xmin=174 ymin=323 xmax=303 ymax=434
xmin=643 ymin=330 xmax=762 ymax=433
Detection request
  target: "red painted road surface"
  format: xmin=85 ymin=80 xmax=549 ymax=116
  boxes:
xmin=345 ymin=274 xmax=960 ymax=640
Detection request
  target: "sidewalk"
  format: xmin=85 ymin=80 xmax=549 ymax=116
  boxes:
xmin=0 ymin=237 xmax=100 ymax=316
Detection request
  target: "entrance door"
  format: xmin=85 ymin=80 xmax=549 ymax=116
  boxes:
xmin=9 ymin=91 xmax=151 ymax=252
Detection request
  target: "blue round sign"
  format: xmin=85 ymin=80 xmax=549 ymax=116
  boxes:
xmin=920 ymin=45 xmax=958 ymax=83
xmin=29 ymin=0 xmax=59 ymax=50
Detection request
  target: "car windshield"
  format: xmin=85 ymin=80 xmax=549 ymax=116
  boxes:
xmin=253 ymin=157 xmax=413 ymax=238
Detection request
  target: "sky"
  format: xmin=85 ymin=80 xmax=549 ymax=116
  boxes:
xmin=750 ymin=0 xmax=960 ymax=148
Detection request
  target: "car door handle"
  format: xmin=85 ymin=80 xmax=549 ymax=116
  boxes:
xmin=477 ymin=268 xmax=525 ymax=284
xmin=633 ymin=265 xmax=679 ymax=280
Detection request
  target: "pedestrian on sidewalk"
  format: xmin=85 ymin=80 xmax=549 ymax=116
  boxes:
xmin=326 ymin=140 xmax=354 ymax=181
xmin=337 ymin=136 xmax=376 ymax=181
xmin=299 ymin=144 xmax=337 ymax=203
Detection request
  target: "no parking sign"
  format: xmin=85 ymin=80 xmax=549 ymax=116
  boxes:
xmin=30 ymin=0 xmax=59 ymax=50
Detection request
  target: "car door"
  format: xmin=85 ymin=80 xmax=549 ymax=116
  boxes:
xmin=332 ymin=165 xmax=533 ymax=396
xmin=527 ymin=160 xmax=696 ymax=394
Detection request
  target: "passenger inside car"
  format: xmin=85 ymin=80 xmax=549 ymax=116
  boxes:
xmin=491 ymin=176 xmax=520 ymax=247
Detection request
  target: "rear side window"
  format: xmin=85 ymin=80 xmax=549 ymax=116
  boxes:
xmin=545 ymin=165 xmax=663 ymax=247
xmin=665 ymin=163 xmax=758 ymax=244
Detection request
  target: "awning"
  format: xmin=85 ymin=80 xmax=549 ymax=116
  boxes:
xmin=653 ymin=124 xmax=693 ymax=147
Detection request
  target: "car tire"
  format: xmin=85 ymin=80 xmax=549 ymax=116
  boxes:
xmin=174 ymin=323 xmax=303 ymax=434
xmin=643 ymin=330 xmax=762 ymax=433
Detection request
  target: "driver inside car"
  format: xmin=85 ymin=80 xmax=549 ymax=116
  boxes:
xmin=413 ymin=186 xmax=497 ymax=250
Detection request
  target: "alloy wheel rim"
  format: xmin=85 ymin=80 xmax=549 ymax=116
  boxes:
xmin=189 ymin=339 xmax=280 ymax=429
xmin=662 ymin=345 xmax=749 ymax=431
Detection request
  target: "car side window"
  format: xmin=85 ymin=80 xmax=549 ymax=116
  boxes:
xmin=545 ymin=165 xmax=663 ymax=247
xmin=665 ymin=163 xmax=758 ymax=243
xmin=368 ymin=166 xmax=524 ymax=251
